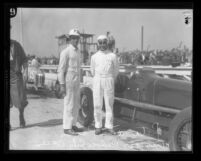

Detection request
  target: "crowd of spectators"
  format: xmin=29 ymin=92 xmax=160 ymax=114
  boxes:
xmin=117 ymin=46 xmax=192 ymax=66
xmin=27 ymin=46 xmax=192 ymax=67
xmin=27 ymin=55 xmax=59 ymax=65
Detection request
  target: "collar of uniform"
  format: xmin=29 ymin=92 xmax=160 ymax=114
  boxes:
xmin=99 ymin=50 xmax=110 ymax=54
xmin=69 ymin=44 xmax=78 ymax=51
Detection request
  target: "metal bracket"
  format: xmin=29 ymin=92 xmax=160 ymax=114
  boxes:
xmin=131 ymin=107 xmax=136 ymax=121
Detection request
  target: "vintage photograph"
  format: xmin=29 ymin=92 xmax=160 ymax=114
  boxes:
xmin=8 ymin=7 xmax=192 ymax=151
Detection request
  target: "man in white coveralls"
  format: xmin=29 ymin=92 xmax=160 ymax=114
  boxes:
xmin=58 ymin=29 xmax=81 ymax=136
xmin=90 ymin=35 xmax=119 ymax=135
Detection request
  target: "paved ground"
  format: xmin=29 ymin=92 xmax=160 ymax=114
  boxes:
xmin=9 ymin=88 xmax=169 ymax=151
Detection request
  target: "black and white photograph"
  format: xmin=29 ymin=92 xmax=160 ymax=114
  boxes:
xmin=7 ymin=5 xmax=192 ymax=151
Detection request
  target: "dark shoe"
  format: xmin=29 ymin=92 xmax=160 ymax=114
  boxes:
xmin=64 ymin=129 xmax=78 ymax=136
xmin=72 ymin=126 xmax=83 ymax=132
xmin=95 ymin=128 xmax=102 ymax=135
xmin=106 ymin=129 xmax=117 ymax=135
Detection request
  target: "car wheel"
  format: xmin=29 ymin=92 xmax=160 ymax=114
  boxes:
xmin=54 ymin=81 xmax=63 ymax=99
xmin=169 ymin=107 xmax=192 ymax=151
xmin=78 ymin=87 xmax=94 ymax=127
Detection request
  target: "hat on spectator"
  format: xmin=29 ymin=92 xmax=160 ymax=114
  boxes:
xmin=69 ymin=29 xmax=80 ymax=37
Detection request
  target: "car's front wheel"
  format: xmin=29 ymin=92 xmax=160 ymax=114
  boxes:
xmin=78 ymin=87 xmax=94 ymax=127
xmin=168 ymin=107 xmax=192 ymax=151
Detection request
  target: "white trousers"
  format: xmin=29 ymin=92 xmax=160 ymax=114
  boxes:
xmin=93 ymin=76 xmax=114 ymax=129
xmin=63 ymin=72 xmax=80 ymax=129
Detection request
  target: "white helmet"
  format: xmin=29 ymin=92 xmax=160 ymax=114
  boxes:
xmin=97 ymin=35 xmax=108 ymax=41
xmin=69 ymin=29 xmax=80 ymax=36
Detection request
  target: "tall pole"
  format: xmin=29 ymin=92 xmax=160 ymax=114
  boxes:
xmin=20 ymin=8 xmax=23 ymax=46
xmin=141 ymin=25 xmax=143 ymax=51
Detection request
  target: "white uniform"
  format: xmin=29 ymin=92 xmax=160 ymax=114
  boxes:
xmin=90 ymin=50 xmax=119 ymax=129
xmin=58 ymin=44 xmax=81 ymax=129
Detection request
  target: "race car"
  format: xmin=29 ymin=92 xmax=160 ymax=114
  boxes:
xmin=27 ymin=66 xmax=45 ymax=90
xmin=78 ymin=66 xmax=192 ymax=151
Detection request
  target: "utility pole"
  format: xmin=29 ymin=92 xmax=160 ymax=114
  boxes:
xmin=19 ymin=8 xmax=23 ymax=46
xmin=141 ymin=25 xmax=144 ymax=51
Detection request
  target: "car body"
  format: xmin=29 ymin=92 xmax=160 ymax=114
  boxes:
xmin=115 ymin=68 xmax=191 ymax=110
xmin=78 ymin=66 xmax=192 ymax=151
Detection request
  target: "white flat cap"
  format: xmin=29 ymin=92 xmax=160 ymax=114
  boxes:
xmin=69 ymin=29 xmax=80 ymax=36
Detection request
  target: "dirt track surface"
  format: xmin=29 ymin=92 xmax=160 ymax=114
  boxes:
xmin=9 ymin=89 xmax=169 ymax=151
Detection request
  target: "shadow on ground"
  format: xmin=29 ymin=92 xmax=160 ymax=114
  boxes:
xmin=26 ymin=88 xmax=56 ymax=99
xmin=10 ymin=115 xmax=168 ymax=143
xmin=10 ymin=117 xmax=129 ymax=133
xmin=10 ymin=119 xmax=88 ymax=132
xmin=10 ymin=119 xmax=62 ymax=131
xmin=9 ymin=117 xmax=169 ymax=150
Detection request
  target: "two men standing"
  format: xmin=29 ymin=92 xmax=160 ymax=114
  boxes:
xmin=58 ymin=29 xmax=119 ymax=136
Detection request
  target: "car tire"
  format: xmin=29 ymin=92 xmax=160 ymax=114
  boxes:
xmin=168 ymin=107 xmax=192 ymax=151
xmin=78 ymin=87 xmax=94 ymax=127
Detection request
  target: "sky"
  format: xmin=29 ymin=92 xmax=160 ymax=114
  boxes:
xmin=10 ymin=8 xmax=193 ymax=57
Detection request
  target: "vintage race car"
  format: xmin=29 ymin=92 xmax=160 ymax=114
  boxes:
xmin=27 ymin=65 xmax=66 ymax=97
xmin=77 ymin=67 xmax=192 ymax=151
xmin=27 ymin=66 xmax=45 ymax=90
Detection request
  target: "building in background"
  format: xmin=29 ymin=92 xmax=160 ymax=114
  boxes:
xmin=55 ymin=34 xmax=70 ymax=58
xmin=56 ymin=32 xmax=97 ymax=65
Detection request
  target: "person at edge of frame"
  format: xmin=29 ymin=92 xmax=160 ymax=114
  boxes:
xmin=10 ymin=26 xmax=28 ymax=129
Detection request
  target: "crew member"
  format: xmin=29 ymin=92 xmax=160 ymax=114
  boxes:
xmin=90 ymin=35 xmax=119 ymax=135
xmin=58 ymin=29 xmax=82 ymax=136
